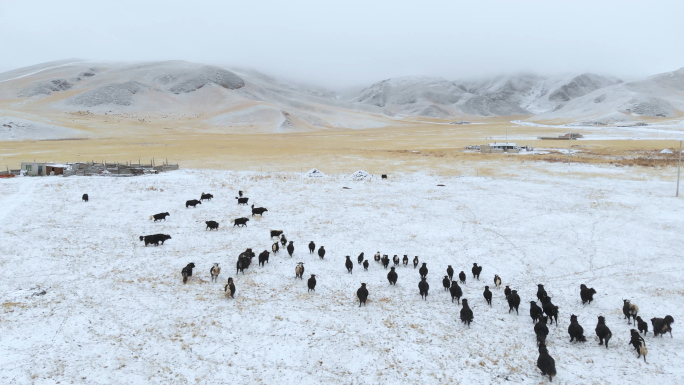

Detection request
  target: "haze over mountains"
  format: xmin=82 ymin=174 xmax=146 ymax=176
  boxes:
xmin=0 ymin=60 xmax=683 ymax=138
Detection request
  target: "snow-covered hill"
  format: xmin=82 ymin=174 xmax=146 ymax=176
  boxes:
xmin=0 ymin=60 xmax=390 ymax=134
xmin=1 ymin=60 xmax=683 ymax=136
xmin=0 ymin=168 xmax=681 ymax=384
xmin=353 ymin=73 xmax=622 ymax=117
xmin=533 ymin=68 xmax=684 ymax=125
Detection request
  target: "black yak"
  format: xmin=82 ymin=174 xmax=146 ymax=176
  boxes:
xmin=205 ymin=221 xmax=219 ymax=230
xmin=357 ymin=283 xmax=368 ymax=307
xmin=530 ymin=301 xmax=544 ymax=324
xmin=595 ymin=316 xmax=612 ymax=348
xmin=318 ymin=246 xmax=325 ymax=259
xmin=568 ymin=314 xmax=587 ymax=342
xmin=536 ymin=284 xmax=547 ymax=302
xmin=287 ymin=241 xmax=295 ymax=257
xmin=280 ymin=234 xmax=287 ymax=247
xmin=393 ymin=255 xmax=399 ymax=266
xmin=200 ymin=193 xmax=213 ymax=201
xmin=508 ymin=289 xmax=520 ymax=314
xmin=413 ymin=256 xmax=419 ymax=269
xmin=82 ymin=193 xmax=89 ymax=202
xmin=460 ymin=299 xmax=473 ymax=327
xmin=181 ymin=262 xmax=195 ymax=284
xmin=387 ymin=267 xmax=398 ymax=285
xmin=186 ymin=199 xmax=201 ymax=208
xmin=446 ymin=265 xmax=454 ymax=281
xmin=541 ymin=296 xmax=559 ymax=326
xmin=308 ymin=241 xmax=315 ymax=254
xmin=233 ymin=217 xmax=249 ymax=227
xmin=150 ymin=212 xmax=170 ymax=222
xmin=459 ymin=271 xmax=466 ymax=285
xmin=259 ymin=250 xmax=270 ymax=267
xmin=270 ymin=230 xmax=283 ymax=238
xmin=251 ymin=205 xmax=268 ymax=216
xmin=471 ymin=263 xmax=482 ymax=280
xmin=483 ymin=286 xmax=492 ymax=307
xmin=363 ymin=260 xmax=369 ymax=271
xmin=381 ymin=255 xmax=390 ymax=269
xmin=535 ymin=316 xmax=549 ymax=346
xmin=504 ymin=285 xmax=511 ymax=299
xmin=139 ymin=234 xmax=171 ymax=246
xmin=307 ymin=274 xmax=316 ymax=292
xmin=450 ymin=281 xmax=463 ymax=304
xmin=418 ymin=277 xmax=429 ymax=300
xmin=536 ymin=345 xmax=556 ymax=382
xmin=345 ymin=256 xmax=353 ymax=273
xmin=236 ymin=256 xmax=249 ymax=275
xmin=579 ymin=284 xmax=596 ymax=305
xmin=636 ymin=316 xmax=648 ymax=335
xmin=651 ymin=316 xmax=675 ymax=338
xmin=235 ymin=197 xmax=249 ymax=205
xmin=358 ymin=252 xmax=365 ymax=264
xmin=419 ymin=263 xmax=428 ymax=279
xmin=442 ymin=276 xmax=450 ymax=291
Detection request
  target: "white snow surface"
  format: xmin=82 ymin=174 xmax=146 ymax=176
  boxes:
xmin=0 ymin=115 xmax=86 ymax=140
xmin=1 ymin=169 xmax=683 ymax=384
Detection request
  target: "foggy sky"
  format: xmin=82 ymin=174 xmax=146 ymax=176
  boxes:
xmin=1 ymin=0 xmax=682 ymax=88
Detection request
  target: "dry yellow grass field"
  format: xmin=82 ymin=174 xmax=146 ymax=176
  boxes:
xmin=1 ymin=113 xmax=682 ymax=177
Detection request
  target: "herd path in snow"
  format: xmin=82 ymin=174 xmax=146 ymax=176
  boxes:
xmin=0 ymin=167 xmax=682 ymax=384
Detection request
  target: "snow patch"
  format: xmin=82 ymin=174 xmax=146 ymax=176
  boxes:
xmin=304 ymin=168 xmax=326 ymax=178
xmin=350 ymin=170 xmax=371 ymax=180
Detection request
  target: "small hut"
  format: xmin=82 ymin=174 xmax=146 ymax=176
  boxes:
xmin=21 ymin=162 xmax=69 ymax=176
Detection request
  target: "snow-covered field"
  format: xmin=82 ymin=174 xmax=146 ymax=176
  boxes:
xmin=1 ymin=168 xmax=683 ymax=384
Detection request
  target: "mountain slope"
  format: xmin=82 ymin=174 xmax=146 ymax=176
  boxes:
xmin=0 ymin=60 xmax=682 ymax=137
xmin=0 ymin=61 xmax=394 ymax=134
xmin=354 ymin=73 xmax=623 ymax=118
xmin=531 ymin=68 xmax=684 ymax=124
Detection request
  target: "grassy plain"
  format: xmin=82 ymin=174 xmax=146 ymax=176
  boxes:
xmin=1 ymin=112 xmax=682 ymax=177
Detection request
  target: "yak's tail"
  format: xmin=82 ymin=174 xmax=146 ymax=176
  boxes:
xmin=139 ymin=236 xmax=144 ymax=241
xmin=183 ymin=275 xmax=188 ymax=284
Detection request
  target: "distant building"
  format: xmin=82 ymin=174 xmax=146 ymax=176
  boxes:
xmin=480 ymin=143 xmax=520 ymax=153
xmin=21 ymin=162 xmax=68 ymax=176
xmin=538 ymin=133 xmax=584 ymax=140
xmin=563 ymin=133 xmax=584 ymax=139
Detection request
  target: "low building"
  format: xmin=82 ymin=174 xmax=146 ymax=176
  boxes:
xmin=480 ymin=143 xmax=520 ymax=153
xmin=563 ymin=133 xmax=583 ymax=139
xmin=18 ymin=161 xmax=179 ymax=177
xmin=21 ymin=162 xmax=69 ymax=176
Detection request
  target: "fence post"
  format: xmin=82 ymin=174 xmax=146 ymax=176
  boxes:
xmin=677 ymin=140 xmax=682 ymax=197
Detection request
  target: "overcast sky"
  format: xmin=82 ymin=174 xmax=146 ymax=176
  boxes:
xmin=1 ymin=0 xmax=682 ymax=88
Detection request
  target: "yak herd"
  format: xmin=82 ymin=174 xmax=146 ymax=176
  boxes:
xmin=91 ymin=185 xmax=677 ymax=383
